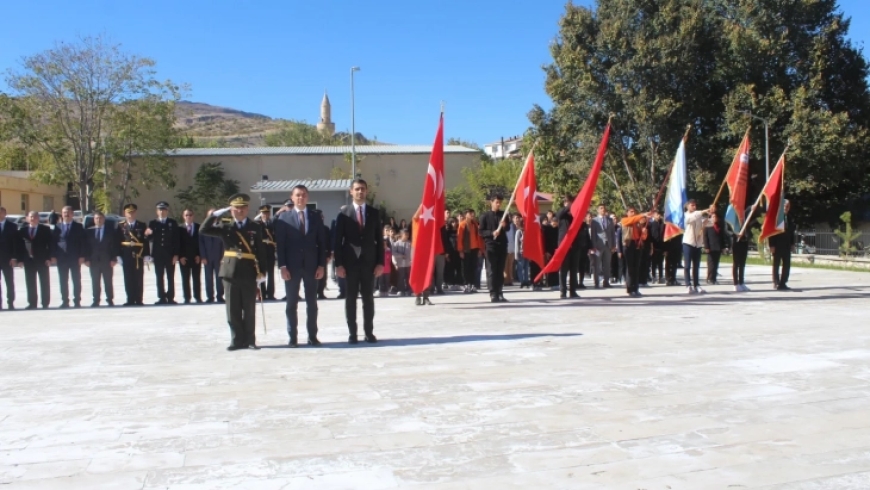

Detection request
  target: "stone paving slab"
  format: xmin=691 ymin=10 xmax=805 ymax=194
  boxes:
xmin=1 ymin=263 xmax=869 ymax=489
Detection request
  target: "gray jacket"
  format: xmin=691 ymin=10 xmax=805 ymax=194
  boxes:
xmin=590 ymin=215 xmax=615 ymax=250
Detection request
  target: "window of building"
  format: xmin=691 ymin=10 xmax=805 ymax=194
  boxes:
xmin=43 ymin=196 xmax=54 ymax=211
xmin=20 ymin=194 xmax=29 ymax=212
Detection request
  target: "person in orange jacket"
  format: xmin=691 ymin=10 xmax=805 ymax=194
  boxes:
xmin=456 ymin=209 xmax=483 ymax=294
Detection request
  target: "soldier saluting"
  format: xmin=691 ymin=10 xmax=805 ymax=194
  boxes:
xmin=201 ymin=193 xmax=269 ymax=351
xmin=254 ymin=205 xmax=277 ymax=301
xmin=118 ymin=204 xmax=147 ymax=306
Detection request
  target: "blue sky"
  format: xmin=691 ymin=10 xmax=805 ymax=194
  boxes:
xmin=1 ymin=0 xmax=867 ymax=147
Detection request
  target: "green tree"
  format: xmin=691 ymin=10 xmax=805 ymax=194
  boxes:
xmin=175 ymin=162 xmax=240 ymax=214
xmin=834 ymin=211 xmax=862 ymax=257
xmin=2 ymin=35 xmax=183 ymax=212
xmin=530 ymin=0 xmax=870 ymax=223
xmin=264 ymin=120 xmax=337 ymax=146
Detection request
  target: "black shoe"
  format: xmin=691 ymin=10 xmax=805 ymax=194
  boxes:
xmin=348 ymin=336 xmax=359 ymax=344
xmin=247 ymin=344 xmax=261 ymax=350
xmin=364 ymin=334 xmax=378 ymax=343
xmin=227 ymin=345 xmax=244 ymax=351
xmin=123 ymin=302 xmax=135 ymax=306
xmin=167 ymin=300 xmax=178 ymax=305
xmin=107 ymin=300 xmax=114 ymax=307
xmin=155 ymin=299 xmax=167 ymax=305
xmin=195 ymin=298 xmax=203 ymax=304
xmin=42 ymin=305 xmax=49 ymax=309
xmin=317 ymin=293 xmax=327 ymax=300
xmin=415 ymin=296 xmax=423 ymax=306
xmin=217 ymin=298 xmax=225 ymax=303
xmin=91 ymin=302 xmax=99 ymax=308
xmin=288 ymin=339 xmax=298 ymax=348
xmin=74 ymin=302 xmax=81 ymax=308
xmin=206 ymin=298 xmax=214 ymax=304
xmin=577 ymin=284 xmax=587 ymax=290
xmin=337 ymin=293 xmax=346 ymax=299
xmin=60 ymin=303 xmax=70 ymax=309
xmin=184 ymin=299 xmax=191 ymax=304
xmin=491 ymin=296 xmax=500 ymax=303
xmin=498 ymin=295 xmax=508 ymax=303
xmin=559 ymin=293 xmax=567 ymax=299
xmin=307 ymin=338 xmax=322 ymax=346
xmin=26 ymin=305 xmax=37 ymax=310
xmin=777 ymin=285 xmax=791 ymax=291
xmin=569 ymin=293 xmax=581 ymax=299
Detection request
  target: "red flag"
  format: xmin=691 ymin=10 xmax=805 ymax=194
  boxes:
xmin=759 ymin=153 xmax=786 ymax=242
xmin=516 ymin=151 xmax=545 ymax=268
xmin=724 ymin=130 xmax=751 ymax=233
xmin=409 ymin=113 xmax=445 ymax=294
xmin=534 ymin=123 xmax=611 ymax=282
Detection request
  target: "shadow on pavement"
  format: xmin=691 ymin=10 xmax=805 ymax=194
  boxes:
xmin=260 ymin=332 xmax=582 ymax=349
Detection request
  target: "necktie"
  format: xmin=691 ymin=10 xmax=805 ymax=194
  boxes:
xmin=188 ymin=225 xmax=192 ymax=235
xmin=357 ymin=206 xmax=364 ymax=231
xmin=30 ymin=227 xmax=35 ymax=239
xmin=298 ymin=211 xmax=305 ymax=233
xmin=237 ymin=221 xmax=243 ymax=229
xmin=98 ymin=228 xmax=102 ymax=242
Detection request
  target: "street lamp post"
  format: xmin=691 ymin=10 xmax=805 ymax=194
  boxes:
xmin=350 ymin=66 xmax=360 ymax=180
xmin=741 ymin=111 xmax=770 ymax=178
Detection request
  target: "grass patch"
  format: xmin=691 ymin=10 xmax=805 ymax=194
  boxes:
xmin=717 ymin=255 xmax=870 ymax=273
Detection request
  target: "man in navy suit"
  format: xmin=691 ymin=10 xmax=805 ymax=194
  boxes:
xmin=333 ymin=179 xmax=384 ymax=344
xmin=84 ymin=211 xmax=119 ymax=306
xmin=0 ymin=207 xmax=18 ymax=310
xmin=51 ymin=206 xmax=86 ymax=308
xmin=178 ymin=208 xmax=203 ymax=303
xmin=18 ymin=211 xmax=52 ymax=309
xmin=198 ymin=208 xmax=225 ymax=303
xmin=275 ymin=185 xmax=328 ymax=347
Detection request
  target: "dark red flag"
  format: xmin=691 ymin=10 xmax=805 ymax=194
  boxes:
xmin=409 ymin=113 xmax=445 ymax=294
xmin=534 ymin=123 xmax=611 ymax=282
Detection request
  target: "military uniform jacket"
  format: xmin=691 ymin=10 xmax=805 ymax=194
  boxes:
xmin=117 ymin=220 xmax=147 ymax=263
xmin=147 ymin=218 xmax=181 ymax=259
xmin=254 ymin=217 xmax=277 ymax=267
xmin=200 ymin=214 xmax=269 ymax=283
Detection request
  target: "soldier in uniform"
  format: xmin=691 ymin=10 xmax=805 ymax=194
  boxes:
xmin=118 ymin=204 xmax=147 ymax=306
xmin=201 ymin=193 xmax=269 ymax=351
xmin=254 ymin=205 xmax=277 ymax=301
xmin=145 ymin=201 xmax=180 ymax=305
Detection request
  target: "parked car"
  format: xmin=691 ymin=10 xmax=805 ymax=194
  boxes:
xmin=82 ymin=214 xmax=122 ymax=229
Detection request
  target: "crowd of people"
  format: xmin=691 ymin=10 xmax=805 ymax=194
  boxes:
xmin=0 ymin=180 xmax=796 ymax=350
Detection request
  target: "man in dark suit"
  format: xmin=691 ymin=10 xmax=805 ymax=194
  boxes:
xmin=199 ymin=208 xmax=225 ymax=303
xmin=200 ymin=193 xmax=269 ymax=351
xmin=254 ymin=205 xmax=277 ymax=301
xmin=769 ymin=199 xmax=796 ymax=290
xmin=555 ymin=196 xmax=579 ymax=299
xmin=18 ymin=211 xmax=52 ymax=309
xmin=0 ymin=207 xmax=18 ymax=310
xmin=51 ymin=206 xmax=86 ymax=308
xmin=275 ymin=185 xmax=328 ymax=347
xmin=145 ymin=201 xmax=180 ymax=304
xmin=333 ymin=179 xmax=384 ymax=344
xmin=85 ymin=210 xmax=119 ymax=306
xmin=178 ymin=208 xmax=203 ymax=304
xmin=118 ymin=204 xmax=147 ymax=306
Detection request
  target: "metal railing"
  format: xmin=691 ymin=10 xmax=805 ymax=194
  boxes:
xmin=795 ymin=230 xmax=865 ymax=257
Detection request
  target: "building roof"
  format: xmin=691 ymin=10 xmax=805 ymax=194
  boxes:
xmin=0 ymin=170 xmax=33 ymax=179
xmin=251 ymin=179 xmax=352 ymax=193
xmin=168 ymin=145 xmax=480 ymax=157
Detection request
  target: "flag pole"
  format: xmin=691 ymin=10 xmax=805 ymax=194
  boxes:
xmin=737 ymin=141 xmax=790 ymax=237
xmin=652 ymin=124 xmax=692 ymax=210
xmin=495 ymin=139 xmax=538 ymax=234
xmin=712 ymin=127 xmax=751 ymax=207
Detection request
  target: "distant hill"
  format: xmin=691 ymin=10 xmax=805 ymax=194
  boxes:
xmin=174 ymin=101 xmax=377 ymax=147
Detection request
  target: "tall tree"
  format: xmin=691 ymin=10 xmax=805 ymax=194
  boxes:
xmin=531 ymin=0 xmax=870 ymax=224
xmin=2 ymin=35 xmax=182 ymax=212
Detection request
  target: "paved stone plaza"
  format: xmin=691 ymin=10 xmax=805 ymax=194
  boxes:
xmin=1 ymin=263 xmax=870 ymax=489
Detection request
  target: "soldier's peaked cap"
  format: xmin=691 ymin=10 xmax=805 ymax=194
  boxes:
xmin=124 ymin=203 xmax=138 ymax=212
xmin=229 ymin=193 xmax=250 ymax=207
xmin=259 ymin=205 xmax=271 ymax=213
xmin=156 ymin=201 xmax=169 ymax=209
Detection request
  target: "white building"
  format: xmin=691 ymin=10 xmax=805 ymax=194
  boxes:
xmin=484 ymin=135 xmax=523 ymax=159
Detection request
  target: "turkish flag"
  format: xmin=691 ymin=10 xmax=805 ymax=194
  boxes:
xmin=535 ymin=122 xmax=611 ymax=282
xmin=517 ymin=151 xmax=545 ymax=268
xmin=409 ymin=113 xmax=445 ymax=294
